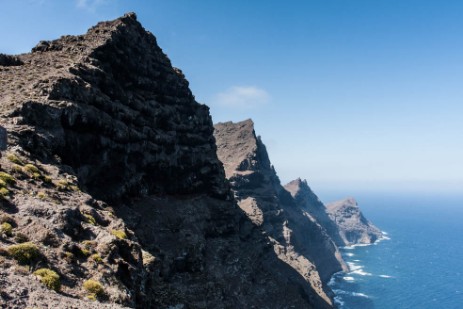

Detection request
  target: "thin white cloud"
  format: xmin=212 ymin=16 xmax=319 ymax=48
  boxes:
xmin=215 ymin=86 xmax=270 ymax=109
xmin=75 ymin=0 xmax=108 ymax=12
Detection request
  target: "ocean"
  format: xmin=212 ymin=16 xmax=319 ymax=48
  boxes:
xmin=324 ymin=193 xmax=463 ymax=309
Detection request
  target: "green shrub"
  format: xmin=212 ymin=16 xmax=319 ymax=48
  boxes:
xmin=34 ymin=268 xmax=61 ymax=291
xmin=83 ymin=279 xmax=104 ymax=295
xmin=111 ymin=229 xmax=127 ymax=240
xmin=42 ymin=175 xmax=52 ymax=183
xmin=90 ymin=253 xmax=103 ymax=264
xmin=0 ymin=187 xmax=9 ymax=198
xmin=37 ymin=191 xmax=47 ymax=199
xmin=0 ymin=179 xmax=6 ymax=187
xmin=83 ymin=214 xmax=96 ymax=225
xmin=1 ymin=222 xmax=13 ymax=236
xmin=0 ymin=172 xmax=16 ymax=185
xmin=6 ymin=154 xmax=23 ymax=165
xmin=23 ymin=164 xmax=40 ymax=174
xmin=7 ymin=242 xmax=40 ymax=264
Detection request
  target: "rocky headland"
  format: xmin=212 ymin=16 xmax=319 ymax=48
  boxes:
xmin=0 ymin=13 xmax=381 ymax=308
xmin=326 ymin=197 xmax=383 ymax=245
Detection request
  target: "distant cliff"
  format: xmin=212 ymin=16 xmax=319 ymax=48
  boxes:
xmin=214 ymin=119 xmax=347 ymax=304
xmin=0 ymin=13 xmax=332 ymax=309
xmin=326 ymin=197 xmax=383 ymax=245
xmin=285 ymin=179 xmax=382 ymax=247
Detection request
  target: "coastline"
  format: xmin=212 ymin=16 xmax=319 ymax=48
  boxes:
xmin=328 ymin=231 xmax=391 ymax=308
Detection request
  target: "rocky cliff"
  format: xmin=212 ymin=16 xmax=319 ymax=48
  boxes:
xmin=284 ymin=178 xmax=346 ymax=246
xmin=326 ymin=197 xmax=383 ymax=245
xmin=214 ymin=119 xmax=347 ymax=305
xmin=0 ymin=13 xmax=332 ymax=308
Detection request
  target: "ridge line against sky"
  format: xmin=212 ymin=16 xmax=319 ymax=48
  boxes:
xmin=1 ymin=0 xmax=462 ymax=195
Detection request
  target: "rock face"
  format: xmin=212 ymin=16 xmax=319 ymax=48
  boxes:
xmin=0 ymin=13 xmax=334 ymax=308
xmin=1 ymin=12 xmax=227 ymax=202
xmin=326 ymin=197 xmax=383 ymax=245
xmin=284 ymin=178 xmax=346 ymax=246
xmin=285 ymin=179 xmax=383 ymax=247
xmin=214 ymin=119 xmax=347 ymax=305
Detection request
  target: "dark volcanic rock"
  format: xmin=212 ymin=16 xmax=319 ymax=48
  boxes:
xmin=326 ymin=197 xmax=383 ymax=245
xmin=214 ymin=119 xmax=347 ymax=305
xmin=0 ymin=13 xmax=330 ymax=309
xmin=2 ymin=12 xmax=227 ymax=202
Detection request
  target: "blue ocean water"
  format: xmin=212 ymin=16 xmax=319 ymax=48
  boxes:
xmin=326 ymin=193 xmax=463 ymax=309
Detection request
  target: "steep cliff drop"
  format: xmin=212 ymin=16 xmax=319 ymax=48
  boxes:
xmin=285 ymin=179 xmax=383 ymax=247
xmin=0 ymin=13 xmax=331 ymax=308
xmin=214 ymin=119 xmax=347 ymax=305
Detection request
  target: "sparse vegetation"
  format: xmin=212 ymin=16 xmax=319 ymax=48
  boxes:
xmin=1 ymin=222 xmax=13 ymax=236
xmin=90 ymin=253 xmax=103 ymax=264
xmin=0 ymin=172 xmax=16 ymax=185
xmin=83 ymin=214 xmax=96 ymax=225
xmin=0 ymin=187 xmax=9 ymax=198
xmin=23 ymin=164 xmax=40 ymax=174
xmin=6 ymin=154 xmax=23 ymax=165
xmin=81 ymin=240 xmax=97 ymax=249
xmin=7 ymin=242 xmax=40 ymax=264
xmin=37 ymin=191 xmax=47 ymax=199
xmin=55 ymin=179 xmax=79 ymax=191
xmin=111 ymin=229 xmax=127 ymax=240
xmin=83 ymin=279 xmax=104 ymax=298
xmin=34 ymin=268 xmax=61 ymax=291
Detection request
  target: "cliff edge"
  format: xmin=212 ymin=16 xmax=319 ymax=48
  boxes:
xmin=214 ymin=119 xmax=347 ymax=304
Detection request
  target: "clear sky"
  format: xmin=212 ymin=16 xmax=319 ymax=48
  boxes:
xmin=2 ymin=0 xmax=463 ymax=195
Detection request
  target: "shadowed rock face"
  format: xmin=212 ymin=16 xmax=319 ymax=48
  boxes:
xmin=1 ymin=12 xmax=227 ymax=202
xmin=214 ymin=119 xmax=347 ymax=305
xmin=0 ymin=13 xmax=330 ymax=309
xmin=326 ymin=197 xmax=383 ymax=245
xmin=285 ymin=178 xmax=346 ymax=246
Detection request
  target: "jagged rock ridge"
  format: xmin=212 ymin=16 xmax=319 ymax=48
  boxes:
xmin=214 ymin=119 xmax=347 ymax=304
xmin=2 ymin=12 xmax=227 ymax=202
xmin=0 ymin=13 xmax=334 ymax=308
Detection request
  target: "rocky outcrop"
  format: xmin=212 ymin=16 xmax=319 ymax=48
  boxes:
xmin=326 ymin=197 xmax=383 ymax=245
xmin=285 ymin=179 xmax=383 ymax=247
xmin=285 ymin=178 xmax=346 ymax=246
xmin=214 ymin=119 xmax=347 ymax=305
xmin=0 ymin=13 xmax=332 ymax=308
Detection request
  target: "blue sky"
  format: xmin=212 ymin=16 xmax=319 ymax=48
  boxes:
xmin=2 ymin=0 xmax=463 ymax=195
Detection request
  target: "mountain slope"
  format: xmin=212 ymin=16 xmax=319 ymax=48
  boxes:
xmin=0 ymin=13 xmax=330 ymax=308
xmin=214 ymin=119 xmax=347 ymax=304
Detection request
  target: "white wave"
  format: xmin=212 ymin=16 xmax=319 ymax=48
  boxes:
xmin=352 ymin=292 xmax=369 ymax=298
xmin=345 ymin=252 xmax=355 ymax=257
xmin=379 ymin=274 xmax=393 ymax=278
xmin=347 ymin=262 xmax=372 ymax=276
xmin=382 ymin=231 xmax=388 ymax=235
xmin=351 ymin=269 xmax=372 ymax=276
xmin=353 ymin=259 xmax=361 ymax=262
xmin=343 ymin=276 xmax=355 ymax=281
xmin=342 ymin=243 xmax=371 ymax=249
xmin=333 ymin=295 xmax=345 ymax=308
xmin=347 ymin=262 xmax=361 ymax=271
